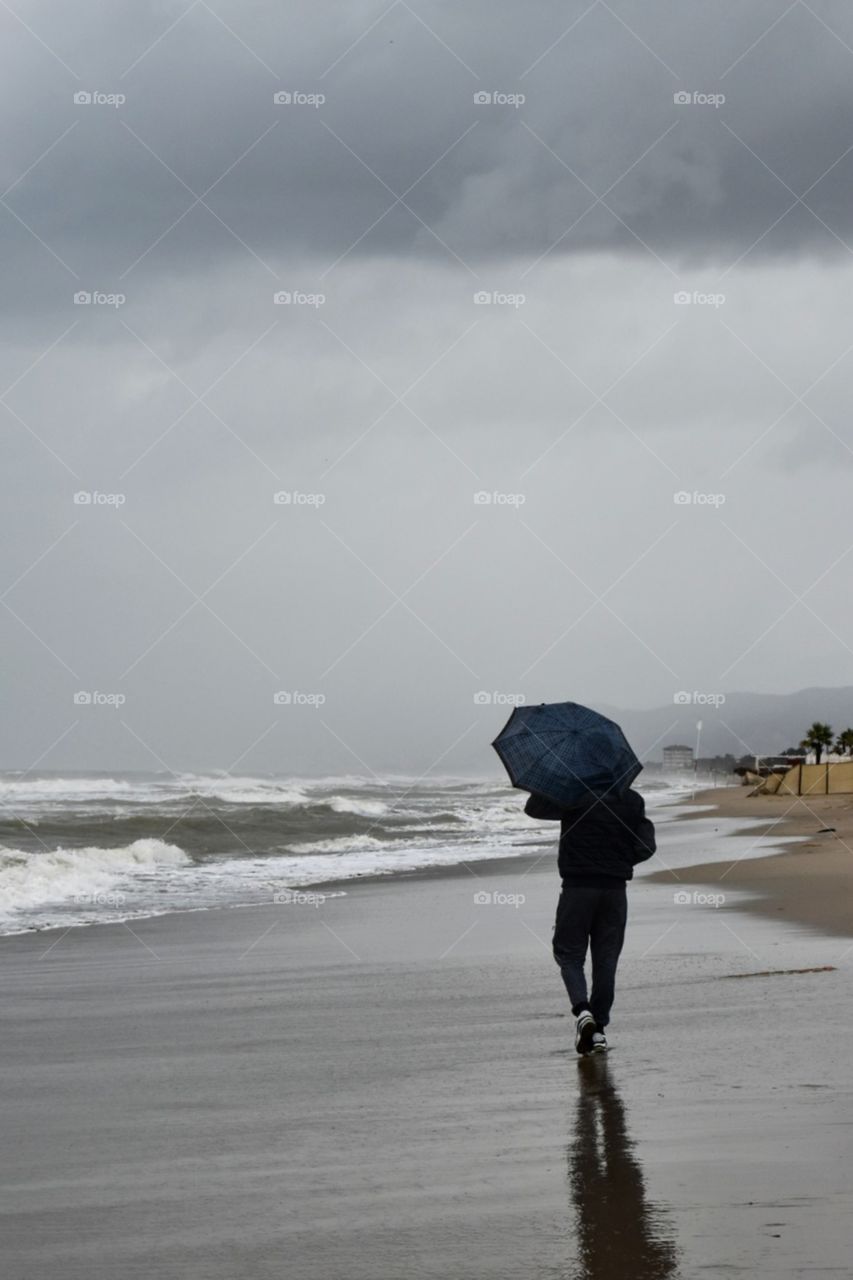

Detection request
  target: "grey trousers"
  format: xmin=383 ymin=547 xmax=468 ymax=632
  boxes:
xmin=552 ymin=882 xmax=627 ymax=1027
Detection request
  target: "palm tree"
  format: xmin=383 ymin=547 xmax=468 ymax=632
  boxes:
xmin=834 ymin=728 xmax=853 ymax=757
xmin=800 ymin=722 xmax=834 ymax=764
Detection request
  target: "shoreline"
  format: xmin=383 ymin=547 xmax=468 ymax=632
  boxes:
xmin=0 ymin=842 xmax=555 ymax=947
xmin=7 ymin=778 xmax=845 ymax=949
xmin=656 ymin=784 xmax=853 ymax=938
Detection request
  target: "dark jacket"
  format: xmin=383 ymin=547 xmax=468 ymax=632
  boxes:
xmin=524 ymin=788 xmax=656 ymax=883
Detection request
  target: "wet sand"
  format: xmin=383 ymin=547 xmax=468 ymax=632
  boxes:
xmin=655 ymin=785 xmax=853 ymax=938
xmin=3 ymin=824 xmax=853 ymax=1279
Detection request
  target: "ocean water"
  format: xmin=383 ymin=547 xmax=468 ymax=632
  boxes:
xmin=0 ymin=772 xmax=702 ymax=935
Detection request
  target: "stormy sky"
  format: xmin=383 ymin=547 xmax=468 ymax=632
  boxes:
xmin=3 ymin=0 xmax=853 ymax=775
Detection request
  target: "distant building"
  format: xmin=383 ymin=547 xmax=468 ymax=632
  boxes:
xmin=735 ymin=754 xmax=806 ymax=774
xmin=663 ymin=744 xmax=694 ymax=771
xmin=763 ymin=754 xmax=806 ymax=770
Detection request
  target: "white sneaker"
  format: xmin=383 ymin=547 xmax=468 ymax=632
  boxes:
xmin=591 ymin=1030 xmax=608 ymax=1053
xmin=574 ymin=1010 xmax=596 ymax=1055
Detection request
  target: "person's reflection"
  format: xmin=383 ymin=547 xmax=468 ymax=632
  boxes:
xmin=568 ymin=1058 xmax=680 ymax=1280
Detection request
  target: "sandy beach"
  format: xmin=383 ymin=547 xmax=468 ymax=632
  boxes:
xmin=652 ymin=784 xmax=853 ymax=939
xmin=3 ymin=803 xmax=853 ymax=1279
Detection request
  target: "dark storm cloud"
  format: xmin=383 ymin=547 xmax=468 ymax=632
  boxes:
xmin=5 ymin=0 xmax=853 ymax=308
xmin=5 ymin=2 xmax=853 ymax=774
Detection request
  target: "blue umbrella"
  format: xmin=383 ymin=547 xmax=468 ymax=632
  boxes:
xmin=492 ymin=701 xmax=641 ymax=808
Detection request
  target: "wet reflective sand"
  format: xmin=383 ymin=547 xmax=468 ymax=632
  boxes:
xmin=3 ymin=826 xmax=852 ymax=1278
xmin=570 ymin=1057 xmax=679 ymax=1280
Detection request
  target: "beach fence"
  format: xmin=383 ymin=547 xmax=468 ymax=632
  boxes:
xmin=760 ymin=760 xmax=853 ymax=795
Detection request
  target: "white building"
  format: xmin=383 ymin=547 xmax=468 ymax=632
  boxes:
xmin=663 ymin=744 xmax=694 ymax=771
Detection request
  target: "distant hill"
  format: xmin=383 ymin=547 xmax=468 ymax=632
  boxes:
xmin=596 ymin=686 xmax=853 ymax=761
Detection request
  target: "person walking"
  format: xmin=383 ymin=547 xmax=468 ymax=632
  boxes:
xmin=525 ymin=787 xmax=656 ymax=1055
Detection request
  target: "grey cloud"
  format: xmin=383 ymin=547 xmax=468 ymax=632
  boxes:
xmin=5 ymin=0 xmax=853 ymax=313
xmin=5 ymin=3 xmax=853 ymax=774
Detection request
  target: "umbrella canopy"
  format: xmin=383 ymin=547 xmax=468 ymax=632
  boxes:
xmin=492 ymin=701 xmax=642 ymax=809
